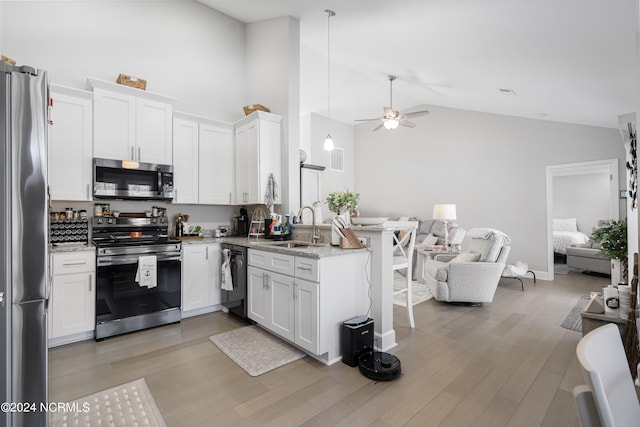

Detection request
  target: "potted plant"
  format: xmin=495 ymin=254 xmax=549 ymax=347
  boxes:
xmin=326 ymin=190 xmax=360 ymax=220
xmin=590 ymin=218 xmax=628 ymax=283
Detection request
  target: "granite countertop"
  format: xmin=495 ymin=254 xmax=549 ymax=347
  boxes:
xmin=49 ymin=243 xmax=96 ymax=253
xmin=181 ymin=236 xmax=368 ymax=259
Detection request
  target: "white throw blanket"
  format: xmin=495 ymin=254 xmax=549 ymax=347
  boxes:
xmin=135 ymin=255 xmax=157 ymax=288
xmin=467 ymin=228 xmax=511 ymax=243
xmin=221 ymin=249 xmax=234 ymax=291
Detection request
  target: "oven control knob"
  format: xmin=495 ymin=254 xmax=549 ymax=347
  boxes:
xmin=107 ymin=218 xmax=114 ymax=224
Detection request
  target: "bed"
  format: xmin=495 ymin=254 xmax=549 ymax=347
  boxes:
xmin=553 ymin=218 xmax=590 ymax=255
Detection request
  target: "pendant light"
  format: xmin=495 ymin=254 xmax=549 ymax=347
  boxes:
xmin=323 ymin=9 xmax=335 ymax=151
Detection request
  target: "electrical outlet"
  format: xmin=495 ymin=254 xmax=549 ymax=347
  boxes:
xmin=358 ymin=236 xmax=369 ymax=247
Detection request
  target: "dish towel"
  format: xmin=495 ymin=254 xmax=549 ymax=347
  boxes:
xmin=221 ymin=249 xmax=234 ymax=291
xmin=264 ymin=173 xmax=279 ymax=212
xmin=135 ymin=255 xmax=157 ymax=288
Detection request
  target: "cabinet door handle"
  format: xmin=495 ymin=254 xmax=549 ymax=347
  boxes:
xmin=229 ymin=192 xmax=232 ymax=204
xmin=131 ymin=146 xmax=135 ymax=160
xmin=88 ymin=274 xmax=92 ymax=292
xmin=138 ymin=147 xmax=141 ymax=161
xmin=262 ymin=272 xmax=266 ymax=289
xmin=87 ymin=184 xmax=91 ymax=200
xmin=206 ymin=246 xmax=209 ymax=260
xmin=293 ymin=283 xmax=297 ymax=300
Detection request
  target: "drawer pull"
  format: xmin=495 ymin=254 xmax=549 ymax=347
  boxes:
xmin=297 ymin=265 xmax=313 ymax=272
xmin=62 ymin=261 xmax=87 ymax=266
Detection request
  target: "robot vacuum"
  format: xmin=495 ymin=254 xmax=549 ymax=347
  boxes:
xmin=358 ymin=351 xmax=401 ymax=381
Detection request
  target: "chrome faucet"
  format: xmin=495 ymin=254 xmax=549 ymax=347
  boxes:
xmin=297 ymin=206 xmax=320 ymax=244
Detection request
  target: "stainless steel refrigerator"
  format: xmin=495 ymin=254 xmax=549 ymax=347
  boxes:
xmin=0 ymin=62 xmax=49 ymax=427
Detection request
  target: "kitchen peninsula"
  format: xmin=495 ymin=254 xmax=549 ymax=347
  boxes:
xmin=183 ymin=236 xmax=370 ymax=365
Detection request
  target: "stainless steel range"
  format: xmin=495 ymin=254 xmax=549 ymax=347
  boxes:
xmin=93 ymin=215 xmax=181 ymax=339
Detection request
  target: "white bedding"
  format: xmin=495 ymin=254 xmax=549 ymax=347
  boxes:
xmin=553 ymin=231 xmax=589 ymax=254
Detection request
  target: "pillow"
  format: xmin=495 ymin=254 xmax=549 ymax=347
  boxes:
xmin=449 ymin=251 xmax=481 ymax=263
xmin=553 ymin=218 xmax=578 ymax=232
xmin=420 ymin=234 xmax=438 ymax=247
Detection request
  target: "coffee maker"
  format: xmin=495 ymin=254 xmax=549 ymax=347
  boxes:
xmin=234 ymin=206 xmax=249 ymax=236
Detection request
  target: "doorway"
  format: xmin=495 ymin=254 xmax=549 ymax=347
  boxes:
xmin=545 ymin=159 xmax=620 ymax=280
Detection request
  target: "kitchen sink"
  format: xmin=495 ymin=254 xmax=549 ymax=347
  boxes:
xmin=267 ymin=241 xmax=312 ymax=248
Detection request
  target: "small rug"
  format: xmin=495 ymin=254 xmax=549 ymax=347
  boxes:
xmin=209 ymin=326 xmax=306 ymax=377
xmin=49 ymin=378 xmax=165 ymax=427
xmin=393 ymin=273 xmax=433 ymax=307
xmin=561 ymin=296 xmax=589 ymax=332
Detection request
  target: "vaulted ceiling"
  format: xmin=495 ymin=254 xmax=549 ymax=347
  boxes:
xmin=199 ymin=0 xmax=638 ymax=129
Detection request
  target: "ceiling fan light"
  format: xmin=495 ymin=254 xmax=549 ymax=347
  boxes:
xmin=384 ymin=119 xmax=399 ymax=130
xmin=324 ymin=134 xmax=334 ymax=151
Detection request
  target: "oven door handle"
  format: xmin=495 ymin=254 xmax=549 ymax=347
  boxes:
xmin=97 ymin=253 xmax=182 ymax=266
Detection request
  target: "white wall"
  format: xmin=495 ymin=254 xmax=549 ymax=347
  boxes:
xmin=353 ymin=104 xmax=626 ymax=274
xmin=552 ymin=173 xmax=612 ymax=232
xmin=1 ymin=1 xmax=245 ymax=123
xmin=245 ymin=17 xmax=300 ymax=215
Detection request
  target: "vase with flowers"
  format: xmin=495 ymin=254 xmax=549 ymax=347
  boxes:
xmin=326 ymin=190 xmax=360 ymax=224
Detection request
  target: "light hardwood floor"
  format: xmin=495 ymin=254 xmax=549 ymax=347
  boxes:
xmin=49 ymin=271 xmax=606 ymax=426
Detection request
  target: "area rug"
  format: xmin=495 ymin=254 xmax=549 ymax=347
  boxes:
xmin=209 ymin=326 xmax=306 ymax=377
xmin=49 ymin=378 xmax=165 ymax=427
xmin=561 ymin=296 xmax=589 ymax=332
xmin=393 ymin=273 xmax=433 ymax=307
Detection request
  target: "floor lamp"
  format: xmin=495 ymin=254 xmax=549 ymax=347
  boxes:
xmin=433 ymin=204 xmax=457 ymax=250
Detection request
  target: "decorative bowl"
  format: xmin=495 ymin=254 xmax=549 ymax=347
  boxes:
xmin=351 ymin=217 xmax=388 ymax=226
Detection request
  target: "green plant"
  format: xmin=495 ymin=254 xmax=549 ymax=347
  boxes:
xmin=326 ymin=190 xmax=359 ymax=214
xmin=590 ymin=218 xmax=628 ymax=282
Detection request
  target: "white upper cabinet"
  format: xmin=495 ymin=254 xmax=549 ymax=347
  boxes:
xmin=173 ymin=115 xmax=200 ymax=204
xmin=234 ymin=111 xmax=282 ymax=205
xmin=48 ymin=84 xmax=93 ymax=201
xmin=199 ymin=120 xmax=233 ymax=205
xmin=89 ymin=77 xmax=176 ymax=165
xmin=173 ymin=112 xmax=234 ymax=205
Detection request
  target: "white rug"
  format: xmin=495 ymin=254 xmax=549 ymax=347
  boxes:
xmin=49 ymin=378 xmax=166 ymax=427
xmin=393 ymin=273 xmax=434 ymax=306
xmin=209 ymin=326 xmax=306 ymax=377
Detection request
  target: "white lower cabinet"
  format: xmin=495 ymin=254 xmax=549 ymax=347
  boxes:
xmin=182 ymin=243 xmax=221 ymax=317
xmin=48 ymin=251 xmax=96 ymax=347
xmin=248 ymin=248 xmax=369 ymax=364
xmin=293 ymin=278 xmax=319 ymax=354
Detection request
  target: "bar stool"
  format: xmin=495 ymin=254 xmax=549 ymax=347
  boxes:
xmin=392 ymin=226 xmax=417 ymax=328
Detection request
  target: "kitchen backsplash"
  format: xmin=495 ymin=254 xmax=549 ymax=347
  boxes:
xmin=51 ymin=200 xmax=237 ymax=236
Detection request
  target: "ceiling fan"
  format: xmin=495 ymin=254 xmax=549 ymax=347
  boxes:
xmin=355 ymin=75 xmax=430 ymax=131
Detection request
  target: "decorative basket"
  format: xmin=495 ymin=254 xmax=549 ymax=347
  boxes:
xmin=116 ymin=74 xmax=147 ymax=90
xmin=1 ymin=55 xmax=16 ymax=65
xmin=243 ymin=104 xmax=270 ymax=115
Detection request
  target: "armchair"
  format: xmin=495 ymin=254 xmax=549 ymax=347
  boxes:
xmin=424 ymin=228 xmax=511 ymax=305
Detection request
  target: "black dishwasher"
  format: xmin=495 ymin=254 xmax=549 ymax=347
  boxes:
xmin=221 ymin=243 xmax=251 ymax=322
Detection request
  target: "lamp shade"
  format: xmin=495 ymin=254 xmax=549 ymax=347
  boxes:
xmin=433 ymin=204 xmax=457 ymax=220
xmin=323 ymin=134 xmax=334 ymax=151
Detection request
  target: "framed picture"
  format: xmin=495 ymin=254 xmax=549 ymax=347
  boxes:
xmin=620 ymin=190 xmax=628 ymax=199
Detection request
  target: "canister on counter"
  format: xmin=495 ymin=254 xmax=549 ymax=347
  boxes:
xmin=102 ymin=204 xmax=110 ymax=216
xmin=94 ymin=204 xmax=103 ymax=217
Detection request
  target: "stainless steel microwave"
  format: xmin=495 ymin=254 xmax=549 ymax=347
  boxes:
xmin=93 ymin=158 xmax=174 ymax=201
